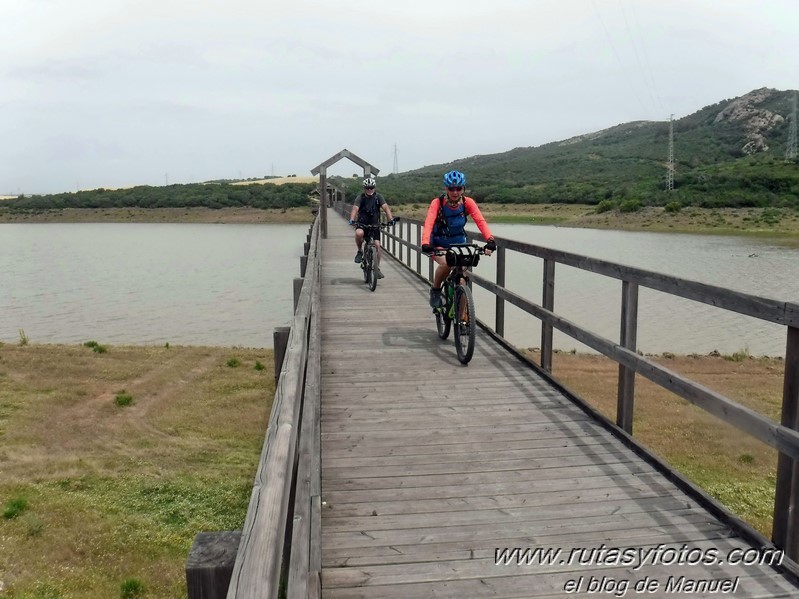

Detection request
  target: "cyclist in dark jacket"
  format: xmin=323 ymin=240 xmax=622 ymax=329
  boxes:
xmin=349 ymin=177 xmax=394 ymax=279
xmin=421 ymin=170 xmax=495 ymax=308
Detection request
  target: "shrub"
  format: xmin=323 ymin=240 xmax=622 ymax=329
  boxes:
xmin=254 ymin=361 xmax=265 ymax=371
xmin=619 ymin=199 xmax=642 ymax=213
xmin=227 ymin=357 xmax=241 ymax=368
xmin=120 ymin=578 xmax=146 ymax=598
xmin=664 ymin=201 xmax=682 ymax=213
xmin=115 ymin=391 xmax=134 ymax=407
xmin=4 ymin=497 xmax=28 ymax=519
xmin=595 ymin=200 xmax=615 ymax=214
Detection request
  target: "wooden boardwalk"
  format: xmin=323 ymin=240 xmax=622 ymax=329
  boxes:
xmin=318 ymin=216 xmax=797 ymax=598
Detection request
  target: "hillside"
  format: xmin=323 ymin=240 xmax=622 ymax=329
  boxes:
xmin=2 ymin=88 xmax=797 ymax=215
xmin=366 ymin=87 xmax=799 ymax=209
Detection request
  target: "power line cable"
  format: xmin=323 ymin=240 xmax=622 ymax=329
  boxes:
xmin=619 ymin=0 xmax=666 ymax=115
xmin=591 ymin=0 xmax=649 ymax=115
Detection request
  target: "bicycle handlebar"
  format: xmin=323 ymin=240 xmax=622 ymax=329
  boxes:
xmin=350 ymin=217 xmax=400 ymax=230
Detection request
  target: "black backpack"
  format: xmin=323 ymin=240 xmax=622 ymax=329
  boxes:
xmin=359 ymin=193 xmax=379 ymax=215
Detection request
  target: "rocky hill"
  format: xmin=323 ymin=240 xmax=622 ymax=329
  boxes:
xmin=375 ymin=87 xmax=799 ymax=209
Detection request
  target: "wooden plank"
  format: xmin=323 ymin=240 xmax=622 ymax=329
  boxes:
xmin=321 ymin=461 xmax=658 ymax=493
xmin=321 ymin=507 xmax=715 ymax=549
xmin=320 ymin=470 xmax=672 ymax=507
xmin=321 ymin=521 xmax=733 ymax=567
xmin=322 ymin=495 xmax=702 ymax=533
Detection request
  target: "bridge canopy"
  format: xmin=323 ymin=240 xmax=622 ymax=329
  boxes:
xmin=310 ymin=148 xmax=380 ymax=177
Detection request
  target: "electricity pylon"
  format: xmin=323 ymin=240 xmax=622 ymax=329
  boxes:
xmin=786 ymin=93 xmax=797 ymax=160
xmin=666 ymin=114 xmax=674 ymax=191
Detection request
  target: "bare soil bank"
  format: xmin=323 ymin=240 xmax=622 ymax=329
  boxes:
xmin=2 ymin=204 xmax=798 ymax=241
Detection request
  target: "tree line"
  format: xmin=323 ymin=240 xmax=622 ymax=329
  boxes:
xmin=1 ymin=182 xmax=317 ymax=212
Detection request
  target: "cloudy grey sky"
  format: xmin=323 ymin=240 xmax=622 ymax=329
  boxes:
xmin=2 ymin=0 xmax=797 ymax=195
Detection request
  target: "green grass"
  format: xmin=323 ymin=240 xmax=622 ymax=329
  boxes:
xmin=0 ymin=344 xmax=273 ymax=597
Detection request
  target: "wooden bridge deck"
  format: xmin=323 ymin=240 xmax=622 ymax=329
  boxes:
xmin=318 ymin=216 xmax=797 ymax=598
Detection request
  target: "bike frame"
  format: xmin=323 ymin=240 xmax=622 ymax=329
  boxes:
xmin=429 ymin=243 xmax=488 ymax=364
xmin=352 ymin=219 xmax=399 ymax=292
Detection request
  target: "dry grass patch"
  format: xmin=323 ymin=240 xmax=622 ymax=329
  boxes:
xmin=527 ymin=349 xmax=784 ymax=536
xmin=0 ymin=343 xmax=274 ymax=598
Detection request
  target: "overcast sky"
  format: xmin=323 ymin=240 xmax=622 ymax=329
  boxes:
xmin=2 ymin=0 xmax=797 ymax=195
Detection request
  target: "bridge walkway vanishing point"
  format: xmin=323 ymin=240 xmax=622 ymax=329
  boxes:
xmin=317 ymin=215 xmax=799 ymax=598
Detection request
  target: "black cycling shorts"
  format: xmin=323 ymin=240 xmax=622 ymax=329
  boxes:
xmin=356 ymin=224 xmax=380 ymax=244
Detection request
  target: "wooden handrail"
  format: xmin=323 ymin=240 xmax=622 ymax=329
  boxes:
xmin=227 ymin=216 xmax=322 ymax=598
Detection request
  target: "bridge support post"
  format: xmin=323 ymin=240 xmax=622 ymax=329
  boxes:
xmin=300 ymin=255 xmax=308 ymax=278
xmin=186 ymin=530 xmax=241 ymax=599
xmin=773 ymin=325 xmax=799 ymax=559
xmin=616 ymin=281 xmax=639 ymax=434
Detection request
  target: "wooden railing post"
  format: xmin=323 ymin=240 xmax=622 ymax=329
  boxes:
xmin=405 ymin=221 xmax=412 ymax=269
xmin=293 ymin=278 xmax=304 ymax=312
xmin=320 ymin=171 xmax=328 ymax=239
xmin=773 ymin=325 xmax=799 ymax=559
xmin=273 ymin=326 xmax=291 ymax=387
xmin=540 ymin=259 xmax=555 ymax=372
xmin=186 ymin=530 xmax=241 ymax=599
xmin=415 ymin=223 xmax=422 ymax=275
xmin=495 ymin=246 xmax=506 ymax=337
xmin=616 ymin=281 xmax=639 ymax=433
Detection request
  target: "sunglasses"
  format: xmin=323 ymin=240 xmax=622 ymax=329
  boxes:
xmin=447 ymin=186 xmax=463 ymax=192
xmin=364 ymin=186 xmax=375 ymax=190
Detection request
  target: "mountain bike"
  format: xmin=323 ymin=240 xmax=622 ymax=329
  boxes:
xmin=351 ymin=218 xmax=399 ymax=291
xmin=428 ymin=243 xmax=488 ymax=364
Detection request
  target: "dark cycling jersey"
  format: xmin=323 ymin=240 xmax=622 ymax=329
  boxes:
xmin=354 ymin=192 xmax=386 ymax=226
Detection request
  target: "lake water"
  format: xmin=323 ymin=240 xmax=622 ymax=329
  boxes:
xmin=1 ymin=222 xmax=796 ymax=354
xmin=474 ymin=224 xmax=799 ymax=357
xmin=0 ymin=223 xmax=309 ymax=348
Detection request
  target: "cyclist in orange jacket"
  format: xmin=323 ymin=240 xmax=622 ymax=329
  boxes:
xmin=421 ymin=170 xmax=496 ymax=308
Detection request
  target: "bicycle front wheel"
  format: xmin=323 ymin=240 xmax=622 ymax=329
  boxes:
xmin=453 ymin=284 xmax=476 ymax=364
xmin=435 ymin=310 xmax=451 ymax=340
xmin=367 ymin=245 xmax=378 ymax=291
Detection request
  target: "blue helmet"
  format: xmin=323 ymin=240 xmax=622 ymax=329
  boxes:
xmin=443 ymin=170 xmax=466 ymax=188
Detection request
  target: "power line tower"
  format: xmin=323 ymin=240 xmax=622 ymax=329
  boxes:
xmin=393 ymin=143 xmax=399 ymax=174
xmin=786 ymin=92 xmax=797 ymax=160
xmin=666 ymin=114 xmax=675 ymax=191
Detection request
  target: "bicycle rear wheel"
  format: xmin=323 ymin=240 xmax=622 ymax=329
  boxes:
xmin=453 ymin=284 xmax=476 ymax=364
xmin=367 ymin=245 xmax=378 ymax=291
